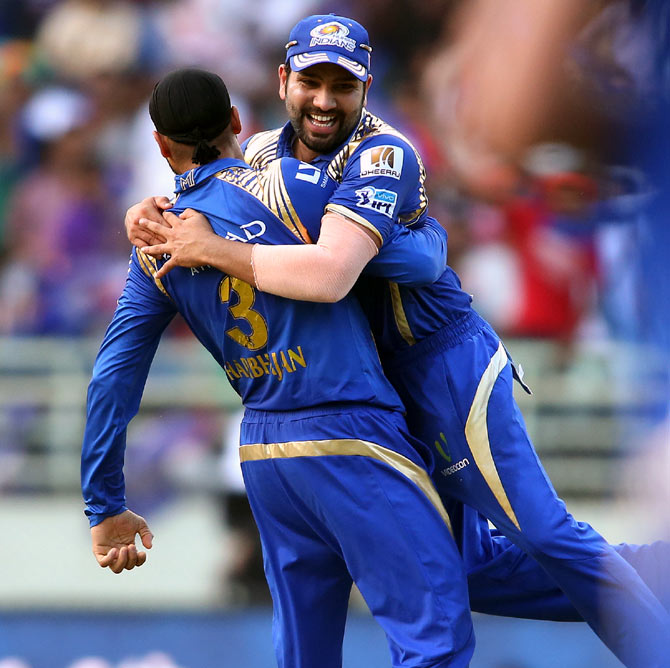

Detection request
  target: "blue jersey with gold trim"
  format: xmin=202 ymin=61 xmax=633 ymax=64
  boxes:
xmin=131 ymin=157 xmax=403 ymax=412
xmin=82 ymin=157 xmax=408 ymax=523
xmin=243 ymin=110 xmax=473 ymax=353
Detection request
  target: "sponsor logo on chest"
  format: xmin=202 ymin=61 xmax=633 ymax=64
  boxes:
xmin=359 ymin=145 xmax=404 ymax=180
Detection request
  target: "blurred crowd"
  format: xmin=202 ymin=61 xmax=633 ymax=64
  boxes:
xmin=0 ymin=0 xmax=666 ymax=357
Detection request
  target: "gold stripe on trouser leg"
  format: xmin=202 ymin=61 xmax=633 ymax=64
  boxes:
xmin=240 ymin=438 xmax=452 ymax=534
xmin=388 ymin=282 xmax=416 ymax=346
xmin=464 ymin=340 xmax=521 ymax=531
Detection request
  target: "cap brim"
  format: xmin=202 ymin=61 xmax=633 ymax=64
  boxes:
xmin=290 ymin=52 xmax=368 ymax=81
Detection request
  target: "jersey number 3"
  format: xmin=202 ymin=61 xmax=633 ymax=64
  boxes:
xmin=219 ymin=276 xmax=268 ymax=351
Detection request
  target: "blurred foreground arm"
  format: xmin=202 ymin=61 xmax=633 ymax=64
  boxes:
xmin=423 ymin=0 xmax=588 ymax=199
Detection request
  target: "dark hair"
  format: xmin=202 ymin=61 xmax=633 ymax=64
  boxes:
xmin=150 ymin=68 xmax=231 ymax=164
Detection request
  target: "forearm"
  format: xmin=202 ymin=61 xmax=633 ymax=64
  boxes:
xmin=365 ymin=216 xmax=447 ymax=286
xmin=82 ymin=255 xmax=175 ymax=525
xmin=251 ymin=212 xmax=379 ymax=302
xmin=196 ymin=234 xmax=255 ymax=284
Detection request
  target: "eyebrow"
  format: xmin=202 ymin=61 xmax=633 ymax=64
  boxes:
xmin=297 ymin=71 xmax=358 ymax=85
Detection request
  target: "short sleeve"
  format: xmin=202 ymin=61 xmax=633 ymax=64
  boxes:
xmin=325 ymin=136 xmax=422 ymax=244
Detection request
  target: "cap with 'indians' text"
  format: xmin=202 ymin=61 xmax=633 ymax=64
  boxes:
xmin=285 ymin=14 xmax=372 ymax=82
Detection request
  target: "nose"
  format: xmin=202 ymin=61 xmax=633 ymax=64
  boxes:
xmin=312 ymin=85 xmax=336 ymax=111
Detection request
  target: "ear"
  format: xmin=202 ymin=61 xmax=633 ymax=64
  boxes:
xmin=278 ymin=63 xmax=288 ymax=101
xmin=230 ymin=106 xmax=242 ymax=135
xmin=362 ymin=74 xmax=373 ymax=107
xmin=153 ymin=131 xmax=171 ymax=159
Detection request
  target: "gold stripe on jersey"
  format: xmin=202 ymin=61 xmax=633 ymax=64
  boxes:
xmin=325 ymin=203 xmax=383 ymax=245
xmin=388 ymin=282 xmax=416 ymax=345
xmin=325 ymin=110 xmax=428 ymax=224
xmin=136 ymin=249 xmax=170 ymax=298
xmin=243 ymin=129 xmax=283 ymax=169
xmin=264 ymin=160 xmax=313 ymax=243
xmin=215 ymin=163 xmax=313 ymax=244
xmin=239 ymin=438 xmax=453 ymax=534
xmin=465 ymin=341 xmax=521 ymax=531
xmin=214 ymin=166 xmax=264 ymax=198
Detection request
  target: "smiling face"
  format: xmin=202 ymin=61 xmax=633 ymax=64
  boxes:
xmin=279 ymin=62 xmax=371 ymax=162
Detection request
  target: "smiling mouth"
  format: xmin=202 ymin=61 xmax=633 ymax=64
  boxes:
xmin=306 ymin=113 xmax=337 ymax=130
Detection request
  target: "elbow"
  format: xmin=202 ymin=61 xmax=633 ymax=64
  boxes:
xmin=307 ymin=268 xmax=356 ymax=303
xmin=310 ymin=287 xmax=350 ymax=303
xmin=414 ymin=253 xmax=446 ymax=284
xmin=427 ymin=239 xmax=448 ymax=282
xmin=427 ymin=257 xmax=447 ymax=283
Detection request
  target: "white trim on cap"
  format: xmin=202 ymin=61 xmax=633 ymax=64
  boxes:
xmin=291 ymin=52 xmax=367 ymax=79
xmin=293 ymin=52 xmax=333 ymax=67
xmin=336 ymin=54 xmax=366 ymax=78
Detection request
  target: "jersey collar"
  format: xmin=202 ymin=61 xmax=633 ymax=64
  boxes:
xmin=173 ymin=158 xmax=250 ymax=195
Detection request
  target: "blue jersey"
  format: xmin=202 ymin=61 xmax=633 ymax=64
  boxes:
xmin=82 ymin=156 xmax=409 ymax=524
xmin=243 ymin=110 xmax=473 ymax=354
xmin=139 ymin=158 xmax=405 ymax=411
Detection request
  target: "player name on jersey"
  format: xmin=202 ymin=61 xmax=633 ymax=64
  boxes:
xmin=223 ymin=346 xmax=307 ymax=382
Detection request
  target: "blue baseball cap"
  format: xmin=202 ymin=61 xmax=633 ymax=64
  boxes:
xmin=285 ymin=14 xmax=372 ymax=82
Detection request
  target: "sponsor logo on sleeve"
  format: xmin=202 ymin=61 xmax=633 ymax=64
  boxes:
xmin=355 ymin=186 xmax=398 ymax=218
xmin=359 ymin=145 xmax=404 ymax=180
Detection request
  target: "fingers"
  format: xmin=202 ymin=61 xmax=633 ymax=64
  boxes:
xmin=125 ymin=197 xmax=166 ymax=229
xmin=138 ymin=219 xmax=168 ymax=257
xmin=154 ymin=257 xmax=176 ymax=279
xmin=95 ymin=545 xmax=127 ymax=573
xmin=131 ymin=230 xmax=161 ymax=248
xmin=139 ymin=525 xmax=154 ymax=550
xmin=123 ymin=544 xmax=138 ymax=571
xmin=95 ymin=546 xmax=119 ymax=568
xmin=154 ymin=196 xmax=173 ymax=210
xmin=140 ymin=218 xmax=172 ymax=234
xmin=141 ymin=243 xmax=168 ymax=258
xmin=95 ymin=544 xmax=148 ymax=574
xmin=110 ymin=546 xmax=129 ymax=574
xmin=162 ymin=211 xmax=180 ymax=224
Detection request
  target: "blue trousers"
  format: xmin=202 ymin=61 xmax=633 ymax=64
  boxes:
xmin=456 ymin=507 xmax=670 ymax=621
xmin=239 ymin=405 xmax=475 ymax=668
xmin=384 ymin=311 xmax=670 ymax=668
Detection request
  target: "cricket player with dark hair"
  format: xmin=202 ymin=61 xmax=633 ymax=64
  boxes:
xmin=129 ymin=15 xmax=670 ymax=667
xmin=82 ymin=67 xmax=478 ymax=668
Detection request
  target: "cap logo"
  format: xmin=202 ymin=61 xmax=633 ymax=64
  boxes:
xmin=309 ymin=21 xmax=356 ymax=52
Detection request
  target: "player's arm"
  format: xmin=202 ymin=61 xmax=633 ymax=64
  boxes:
xmin=141 ymin=205 xmax=447 ymax=293
xmin=141 ymin=207 xmax=380 ymax=302
xmin=364 ymin=216 xmax=447 ymax=286
xmin=139 ymin=159 xmax=444 ymax=303
xmin=82 ymin=249 xmax=176 ymax=573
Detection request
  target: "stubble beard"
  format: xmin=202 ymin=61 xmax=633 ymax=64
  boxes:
xmin=286 ymin=101 xmax=363 ymax=156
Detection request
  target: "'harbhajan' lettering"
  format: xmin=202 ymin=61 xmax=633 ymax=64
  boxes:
xmin=223 ymin=346 xmax=307 ymax=382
